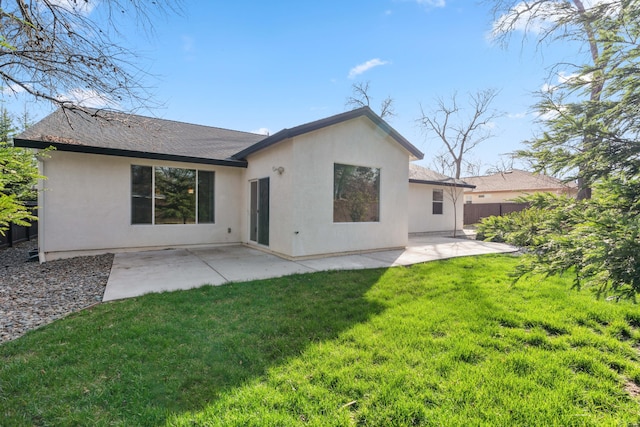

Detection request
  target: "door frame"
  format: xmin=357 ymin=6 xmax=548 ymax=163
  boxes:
xmin=249 ymin=177 xmax=269 ymax=246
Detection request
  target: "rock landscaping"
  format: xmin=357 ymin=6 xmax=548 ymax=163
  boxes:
xmin=0 ymin=242 xmax=112 ymax=343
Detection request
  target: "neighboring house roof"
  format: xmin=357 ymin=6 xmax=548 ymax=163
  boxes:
xmin=14 ymin=108 xmax=265 ymax=167
xmin=409 ymin=164 xmax=475 ymax=189
xmin=231 ymin=106 xmax=424 ymax=161
xmin=463 ymin=169 xmax=577 ymax=193
xmin=15 ymin=106 xmax=424 ymax=166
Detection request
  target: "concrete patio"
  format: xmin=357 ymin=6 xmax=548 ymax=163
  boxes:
xmin=103 ymin=235 xmax=517 ymax=301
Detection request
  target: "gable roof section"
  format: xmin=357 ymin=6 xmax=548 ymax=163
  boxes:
xmin=231 ymin=106 xmax=424 ymax=161
xmin=463 ymin=169 xmax=577 ymax=193
xmin=409 ymin=164 xmax=475 ymax=189
xmin=14 ymin=108 xmax=265 ymax=167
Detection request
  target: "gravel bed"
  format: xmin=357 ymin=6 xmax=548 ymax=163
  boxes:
xmin=0 ymin=242 xmax=113 ymax=343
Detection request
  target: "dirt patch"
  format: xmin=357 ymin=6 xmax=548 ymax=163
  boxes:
xmin=625 ymin=380 xmax=640 ymax=400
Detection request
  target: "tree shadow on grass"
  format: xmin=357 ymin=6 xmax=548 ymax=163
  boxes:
xmin=0 ymin=268 xmax=388 ymax=425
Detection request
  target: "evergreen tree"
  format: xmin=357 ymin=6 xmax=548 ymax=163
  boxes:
xmin=480 ymin=0 xmax=640 ymax=298
xmin=0 ymin=107 xmax=42 ymax=235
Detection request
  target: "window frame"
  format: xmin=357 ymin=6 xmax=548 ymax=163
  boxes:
xmin=333 ymin=162 xmax=381 ymax=223
xmin=131 ymin=165 xmax=215 ymax=225
xmin=432 ymin=188 xmax=444 ymax=215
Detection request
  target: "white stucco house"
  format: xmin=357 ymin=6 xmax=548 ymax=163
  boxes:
xmin=15 ymin=107 xmax=473 ymax=262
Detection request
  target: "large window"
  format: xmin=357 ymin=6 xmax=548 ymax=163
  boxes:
xmin=333 ymin=163 xmax=380 ymax=222
xmin=131 ymin=165 xmax=153 ymax=224
xmin=131 ymin=165 xmax=215 ymax=225
xmin=433 ymin=189 xmax=443 ymax=215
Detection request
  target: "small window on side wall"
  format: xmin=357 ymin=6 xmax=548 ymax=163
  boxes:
xmin=433 ymin=189 xmax=443 ymax=215
xmin=333 ymin=163 xmax=380 ymax=222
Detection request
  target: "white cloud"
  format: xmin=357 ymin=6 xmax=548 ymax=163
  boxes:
xmin=536 ymin=104 xmax=568 ymax=121
xmin=558 ymin=70 xmax=593 ymax=84
xmin=414 ymin=0 xmax=446 ymax=7
xmin=537 ymin=109 xmax=560 ymax=121
xmin=348 ymin=58 xmax=390 ymax=79
xmin=1 ymin=83 xmax=26 ymax=95
xmin=557 ymin=71 xmax=576 ymax=83
xmin=482 ymin=121 xmax=497 ymax=130
xmin=541 ymin=82 xmax=557 ymax=93
xmin=252 ymin=127 xmax=271 ymax=136
xmin=399 ymin=0 xmax=445 ymax=11
xmin=47 ymin=0 xmax=96 ymax=15
xmin=491 ymin=0 xmax=619 ymax=37
xmin=491 ymin=1 xmax=556 ymax=37
xmin=508 ymin=112 xmax=527 ymax=119
xmin=57 ymin=88 xmax=120 ymax=109
xmin=542 ymin=71 xmax=594 ymax=93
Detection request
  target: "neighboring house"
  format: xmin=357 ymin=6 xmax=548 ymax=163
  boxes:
xmin=463 ymin=169 xmax=578 ymax=204
xmin=15 ymin=106 xmax=462 ymax=262
xmin=408 ymin=164 xmax=475 ymax=234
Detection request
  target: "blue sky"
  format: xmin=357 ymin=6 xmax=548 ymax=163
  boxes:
xmin=5 ymin=0 xmax=576 ymax=175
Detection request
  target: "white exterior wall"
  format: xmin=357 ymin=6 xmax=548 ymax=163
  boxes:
xmin=284 ymin=117 xmax=409 ymax=257
xmin=35 ymin=116 xmax=416 ymax=260
xmin=241 ymin=139 xmax=294 ymax=256
xmin=408 ymin=182 xmax=464 ymax=234
xmin=38 ymin=151 xmax=244 ymax=260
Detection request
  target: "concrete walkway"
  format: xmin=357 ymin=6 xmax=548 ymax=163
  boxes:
xmin=103 ymin=235 xmax=517 ymax=301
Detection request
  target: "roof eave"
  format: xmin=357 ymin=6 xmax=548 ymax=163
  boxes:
xmin=14 ymin=138 xmax=248 ymax=168
xmin=465 ymin=185 xmax=577 ymax=193
xmin=409 ymin=178 xmax=475 ymax=189
xmin=231 ymin=107 xmax=424 ymax=161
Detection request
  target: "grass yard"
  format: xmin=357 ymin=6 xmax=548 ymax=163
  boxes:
xmin=1 ymin=255 xmax=640 ymax=426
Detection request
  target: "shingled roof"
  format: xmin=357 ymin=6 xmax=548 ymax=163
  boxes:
xmin=14 ymin=108 xmax=266 ymax=166
xmin=409 ymin=164 xmax=475 ymax=188
xmin=15 ymin=106 xmax=424 ymax=166
xmin=463 ymin=169 xmax=577 ymax=193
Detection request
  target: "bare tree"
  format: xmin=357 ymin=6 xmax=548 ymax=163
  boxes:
xmin=0 ymin=0 xmax=180 ymax=113
xmin=464 ymin=159 xmax=483 ymax=177
xmin=346 ymin=81 xmax=395 ymax=119
xmin=488 ymin=0 xmax=623 ymax=199
xmin=485 ymin=154 xmax=516 ymax=175
xmin=444 ymin=179 xmax=465 ymax=238
xmin=418 ymin=88 xmax=501 ymax=179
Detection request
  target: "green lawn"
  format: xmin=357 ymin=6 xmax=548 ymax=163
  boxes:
xmin=1 ymin=255 xmax=639 ymax=426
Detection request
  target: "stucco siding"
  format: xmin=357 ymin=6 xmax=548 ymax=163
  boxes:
xmin=242 ymin=139 xmax=294 ymax=256
xmin=408 ymin=182 xmax=463 ymax=233
xmin=38 ymin=151 xmax=244 ymax=260
xmin=288 ymin=117 xmax=409 ymax=257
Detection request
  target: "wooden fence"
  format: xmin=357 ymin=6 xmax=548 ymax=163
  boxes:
xmin=463 ymin=202 xmax=529 ymax=225
xmin=0 ymin=204 xmax=38 ymax=249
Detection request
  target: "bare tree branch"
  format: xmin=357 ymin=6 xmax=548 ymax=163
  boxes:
xmin=0 ymin=0 xmax=181 ymax=114
xmin=486 ymin=0 xmax=631 ymax=199
xmin=418 ymin=88 xmax=502 ymax=179
xmin=345 ymin=80 xmax=395 ymax=119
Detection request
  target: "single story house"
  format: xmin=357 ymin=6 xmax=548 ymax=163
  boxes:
xmin=408 ymin=164 xmax=474 ymax=234
xmin=15 ymin=106 xmax=469 ymax=262
xmin=463 ymin=169 xmax=578 ymax=204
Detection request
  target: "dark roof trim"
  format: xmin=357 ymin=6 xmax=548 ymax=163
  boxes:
xmin=231 ymin=106 xmax=424 ymax=160
xmin=14 ymin=138 xmax=248 ymax=168
xmin=409 ymin=178 xmax=476 ymax=189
